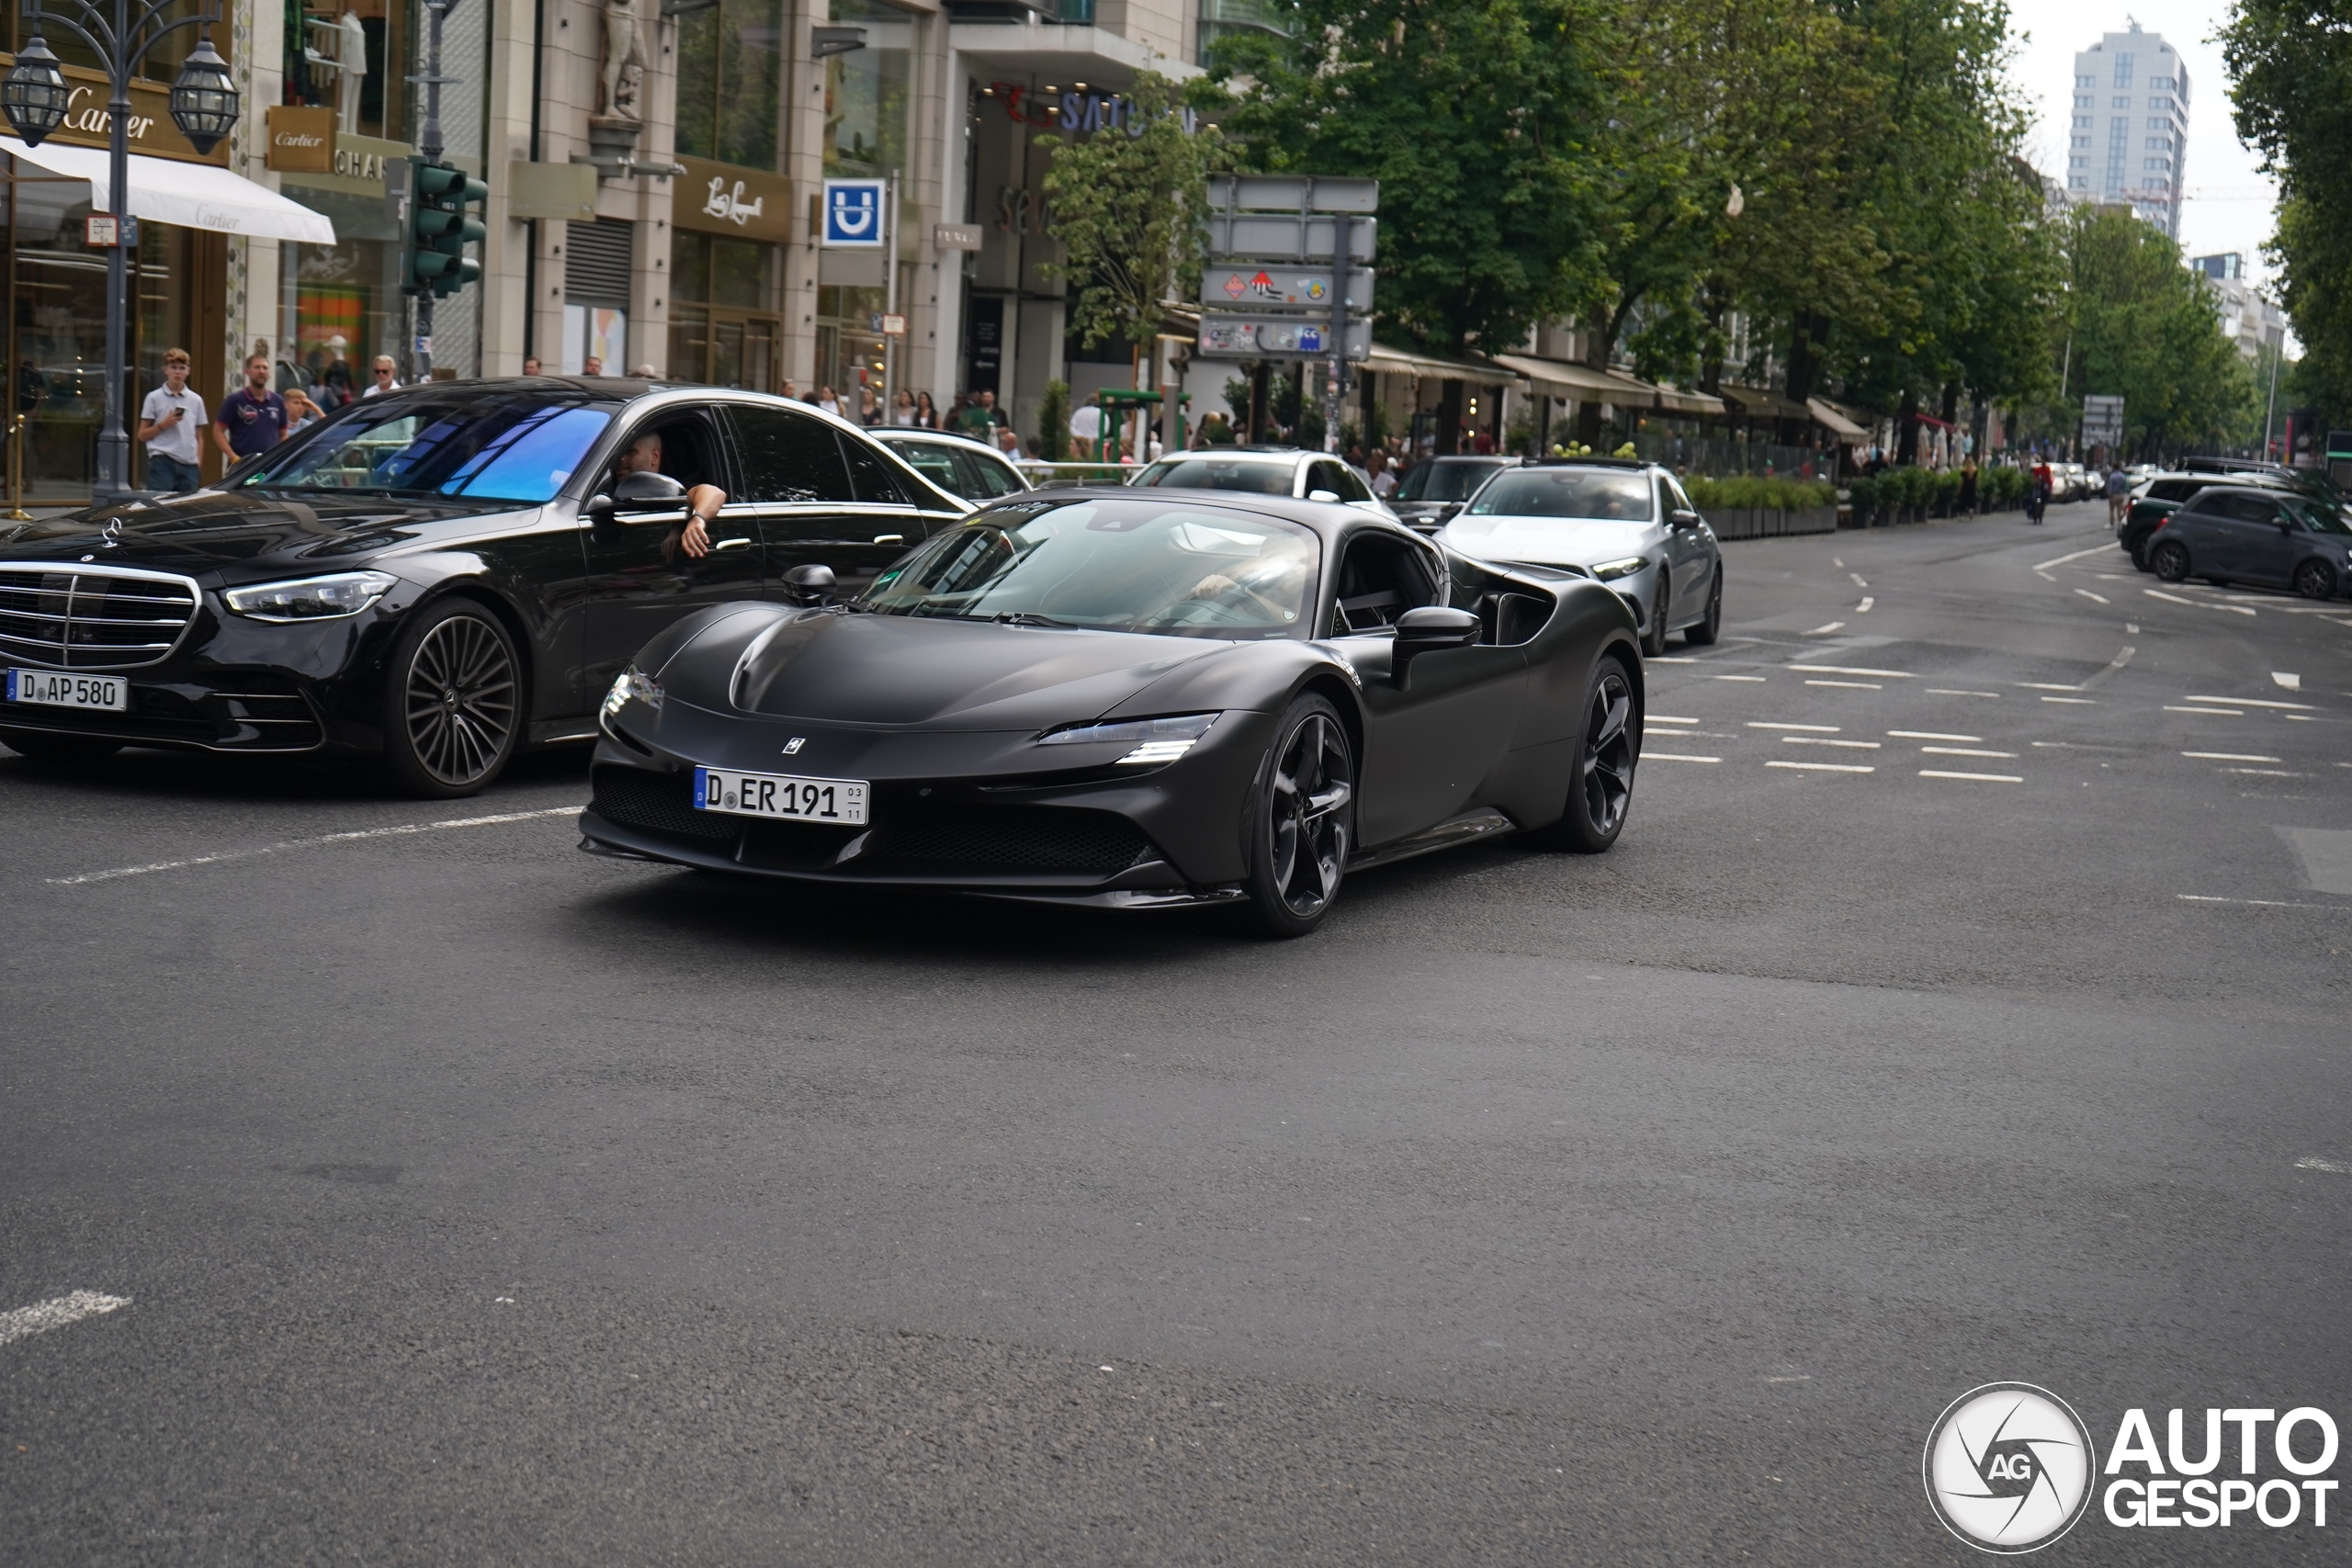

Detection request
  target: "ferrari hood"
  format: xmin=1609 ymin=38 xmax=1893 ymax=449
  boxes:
xmin=715 ymin=611 xmax=1228 ymax=729
xmin=1436 ymin=514 xmax=1656 ymax=568
xmin=0 ymin=490 xmax=525 ymax=578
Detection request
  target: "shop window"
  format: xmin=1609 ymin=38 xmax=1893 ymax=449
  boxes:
xmin=815 ymin=284 xmax=885 ymax=405
xmin=824 ymin=0 xmax=913 ymax=178
xmin=671 ymin=231 xmax=779 ymax=390
xmin=674 ymin=0 xmax=785 ymax=169
xmin=279 ymin=0 xmax=404 ymax=141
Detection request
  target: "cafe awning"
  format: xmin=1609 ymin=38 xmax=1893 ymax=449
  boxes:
xmin=1366 ymin=344 xmax=1525 ymax=389
xmin=1 ymin=137 xmax=335 ymax=244
xmin=1807 ymin=397 xmax=1872 ymax=442
xmin=1720 ymin=384 xmax=1814 ymax=423
xmin=1489 ymin=353 xmax=1641 ymax=400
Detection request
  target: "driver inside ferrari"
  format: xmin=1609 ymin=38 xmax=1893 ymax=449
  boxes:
xmin=614 ymin=430 xmax=726 ymax=560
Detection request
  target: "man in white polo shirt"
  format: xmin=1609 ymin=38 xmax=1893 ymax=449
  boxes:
xmin=135 ymin=347 xmax=207 ymax=493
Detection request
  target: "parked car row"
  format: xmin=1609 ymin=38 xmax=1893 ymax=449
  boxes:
xmin=2122 ymin=466 xmax=2352 ymax=599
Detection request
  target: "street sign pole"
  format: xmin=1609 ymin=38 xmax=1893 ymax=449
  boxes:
xmin=883 ymin=169 xmax=899 ymax=418
xmin=1327 ymin=214 xmax=1348 ymax=452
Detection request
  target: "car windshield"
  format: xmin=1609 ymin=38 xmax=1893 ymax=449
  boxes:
xmin=862 ymin=499 xmax=1318 ymax=638
xmin=2291 ymin=499 xmax=2352 ymax=535
xmin=1396 ymin=461 xmax=1498 ymax=503
xmin=236 ymin=394 xmax=616 ymax=503
xmin=1465 ymin=468 xmax=1655 ymax=521
xmin=879 ymin=437 xmax=964 ymax=495
xmin=1132 ymin=456 xmax=1295 ymax=494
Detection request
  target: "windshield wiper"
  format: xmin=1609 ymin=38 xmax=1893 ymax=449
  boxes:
xmin=988 ymin=611 xmax=1079 ymax=628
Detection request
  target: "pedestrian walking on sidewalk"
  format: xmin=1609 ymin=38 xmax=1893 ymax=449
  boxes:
xmin=136 ymin=347 xmax=206 ymax=493
xmin=2105 ymin=463 xmax=2131 ymax=528
xmin=215 ymin=354 xmax=288 ymax=467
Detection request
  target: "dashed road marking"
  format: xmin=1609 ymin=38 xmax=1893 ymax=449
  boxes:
xmin=2017 ymin=682 xmax=2080 ymax=692
xmin=1849 ymin=572 xmax=1868 ymax=589
xmin=2147 ymin=589 xmax=2256 ymax=615
xmin=2185 ymin=695 xmax=2313 ymax=710
xmin=2165 ymin=705 xmax=2242 ymax=716
xmin=1765 ymin=760 xmax=1874 ymax=773
xmin=1928 ymin=688 xmax=2000 ymax=698
xmin=1649 ymin=715 xmax=1699 ymax=725
xmin=1747 ymin=722 xmax=1840 ymax=732
xmin=1782 ymin=737 xmax=1880 ymax=749
xmin=1715 ymin=674 xmax=1767 ymax=682
xmin=2034 ymin=545 xmax=2112 ymax=578
xmin=1889 ymin=730 xmax=1981 ymax=742
xmin=1920 ymin=769 xmax=2021 ymax=784
xmin=2075 ymin=588 xmax=2110 ymax=604
xmin=1855 ymin=597 xmax=1874 ymax=613
xmin=1922 ymin=747 xmax=2018 ymax=758
xmin=2041 ymin=695 xmax=2097 ymax=705
xmin=2225 ymin=767 xmax=2307 ymax=778
xmin=0 ymin=1291 xmax=130 ymax=1348
xmin=1805 ymin=622 xmax=1847 ymax=635
xmin=2181 ymin=894 xmax=2343 ymax=911
xmin=48 ymin=806 xmax=583 ymax=886
xmin=1648 ymin=656 xmax=1699 ymax=663
xmin=2296 ymin=1156 xmax=2352 ymax=1175
xmin=2183 ymin=751 xmax=2282 ymax=762
xmin=1790 ymin=664 xmax=1915 ymax=679
xmin=1805 ymin=679 xmax=1881 ymax=689
xmin=1645 ymin=752 xmax=1721 ymax=763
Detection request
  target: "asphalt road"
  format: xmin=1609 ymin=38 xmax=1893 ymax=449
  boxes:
xmin=4 ymin=499 xmax=2347 ymax=1564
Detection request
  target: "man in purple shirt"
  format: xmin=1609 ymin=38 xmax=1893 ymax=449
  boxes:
xmin=213 ymin=354 xmax=288 ymax=464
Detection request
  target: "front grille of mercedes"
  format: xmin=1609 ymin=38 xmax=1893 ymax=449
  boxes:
xmin=0 ymin=566 xmax=199 ymax=670
xmin=591 ymin=767 xmax=1156 ymax=876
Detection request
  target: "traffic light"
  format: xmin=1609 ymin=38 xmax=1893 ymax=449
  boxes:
xmin=407 ymin=159 xmax=486 ymax=298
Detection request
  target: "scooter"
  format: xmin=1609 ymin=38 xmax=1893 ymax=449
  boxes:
xmin=2026 ymin=486 xmax=2048 ymax=525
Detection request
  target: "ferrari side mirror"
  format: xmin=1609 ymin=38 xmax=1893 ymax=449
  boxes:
xmin=1390 ymin=604 xmax=1481 ymax=683
xmin=784 ymin=563 xmax=837 ymax=606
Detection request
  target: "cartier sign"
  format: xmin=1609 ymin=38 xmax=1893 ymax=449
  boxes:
xmin=673 ymin=154 xmax=792 ymax=243
xmin=0 ymin=61 xmax=230 ymax=164
xmin=265 ymin=106 xmax=336 ymax=173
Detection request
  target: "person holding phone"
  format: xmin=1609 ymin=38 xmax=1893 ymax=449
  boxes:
xmin=135 ymin=347 xmax=207 ymax=492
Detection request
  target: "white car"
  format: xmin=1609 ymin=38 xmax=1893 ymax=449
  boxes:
xmin=1129 ymin=446 xmax=1394 ymax=517
xmin=873 ymin=428 xmax=1031 ymax=502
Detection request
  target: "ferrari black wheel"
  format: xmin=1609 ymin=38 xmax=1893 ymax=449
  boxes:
xmin=380 ymin=599 xmax=521 ymax=798
xmin=1 ymin=731 xmax=121 ymax=766
xmin=1522 ymin=653 xmax=1636 ymax=853
xmin=1639 ymin=574 xmax=1669 ymax=658
xmin=1683 ymin=568 xmax=1722 ymax=646
xmin=1241 ymin=694 xmax=1354 ymax=939
xmin=2295 ymin=559 xmax=2337 ymax=601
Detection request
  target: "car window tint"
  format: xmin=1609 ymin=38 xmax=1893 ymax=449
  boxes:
xmin=957 ymin=449 xmax=1018 ymax=499
xmin=1338 ymin=465 xmax=1374 ymax=502
xmin=1134 ymin=457 xmax=1295 ymax=493
xmin=1466 ymin=468 xmax=1655 ymax=521
xmin=1307 ymin=460 xmax=1348 ymax=497
xmin=841 ymin=434 xmax=910 ymax=505
xmin=729 ymin=406 xmax=853 ymax=502
xmin=2211 ymin=492 xmax=2279 ymax=524
xmin=2149 ymin=480 xmax=2197 ymax=502
xmin=1664 ymin=476 xmax=1695 ymax=513
xmin=885 ymin=439 xmax=963 ymax=496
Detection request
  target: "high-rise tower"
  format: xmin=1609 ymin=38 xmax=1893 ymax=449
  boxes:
xmin=2068 ymin=22 xmax=2188 ymax=238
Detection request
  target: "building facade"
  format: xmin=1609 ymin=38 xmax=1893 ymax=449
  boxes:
xmin=2188 ymin=253 xmax=2289 ymax=363
xmin=2068 ymin=23 xmax=2188 ymax=240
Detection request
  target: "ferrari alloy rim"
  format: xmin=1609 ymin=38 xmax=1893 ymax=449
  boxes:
xmin=1582 ymin=666 xmax=1634 ymax=836
xmin=1269 ymin=713 xmax=1352 ymax=918
xmin=403 ymin=615 xmax=516 ymax=786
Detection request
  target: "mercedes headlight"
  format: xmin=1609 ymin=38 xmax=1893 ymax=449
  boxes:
xmin=602 ymin=665 xmax=663 ymax=722
xmin=222 ymin=570 xmax=397 ymax=621
xmin=1039 ymin=712 xmax=1220 ymax=765
xmin=1589 ymin=556 xmax=1649 ymax=582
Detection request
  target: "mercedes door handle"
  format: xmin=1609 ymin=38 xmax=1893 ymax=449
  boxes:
xmin=873 ymin=534 xmax=904 ymax=545
xmin=714 ymin=536 xmax=752 ymax=551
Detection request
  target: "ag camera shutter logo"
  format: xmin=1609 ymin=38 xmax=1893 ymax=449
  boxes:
xmin=1923 ymin=1383 xmax=2098 ymax=1553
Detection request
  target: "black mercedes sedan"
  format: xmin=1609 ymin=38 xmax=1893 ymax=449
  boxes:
xmin=0 ymin=378 xmax=966 ymax=795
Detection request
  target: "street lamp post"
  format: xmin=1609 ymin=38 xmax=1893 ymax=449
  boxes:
xmin=2 ymin=0 xmax=238 ymax=502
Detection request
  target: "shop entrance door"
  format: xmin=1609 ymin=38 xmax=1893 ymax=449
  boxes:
xmin=672 ymin=308 xmax=778 ymax=391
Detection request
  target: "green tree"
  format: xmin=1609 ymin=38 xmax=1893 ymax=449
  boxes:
xmin=2222 ymin=0 xmax=2352 ymax=423
xmin=2062 ymin=207 xmax=2258 ymax=460
xmin=1037 ymin=73 xmax=1229 ymax=361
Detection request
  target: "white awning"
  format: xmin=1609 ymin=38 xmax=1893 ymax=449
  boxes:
xmin=1 ymin=137 xmax=335 ymax=244
xmin=1807 ymin=397 xmax=1872 ymax=442
xmin=1365 ymin=345 xmax=1525 ymax=389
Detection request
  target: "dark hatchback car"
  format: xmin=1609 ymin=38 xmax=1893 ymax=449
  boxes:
xmin=2143 ymin=484 xmax=2352 ymax=598
xmin=2119 ymin=469 xmax=2323 ymax=569
xmin=1387 ymin=456 xmax=1517 ymax=532
xmin=0 ymin=378 xmax=966 ymax=795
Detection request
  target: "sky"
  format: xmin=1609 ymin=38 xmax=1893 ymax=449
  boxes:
xmin=2004 ymin=0 xmax=2280 ymax=290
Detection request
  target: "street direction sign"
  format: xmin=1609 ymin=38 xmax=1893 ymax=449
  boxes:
xmin=1204 ymin=213 xmax=1377 ymax=264
xmin=1207 ymin=263 xmax=1374 ymax=312
xmin=822 ymin=178 xmax=887 ymax=247
xmin=2082 ymin=394 xmax=2124 ymax=445
xmin=1195 ymin=316 xmax=1373 ymax=361
xmin=1207 ymin=175 xmax=1378 ymax=214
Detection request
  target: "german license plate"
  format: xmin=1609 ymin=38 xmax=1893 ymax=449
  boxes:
xmin=6 ymin=669 xmax=127 ymax=711
xmin=694 ymin=765 xmax=869 ymax=825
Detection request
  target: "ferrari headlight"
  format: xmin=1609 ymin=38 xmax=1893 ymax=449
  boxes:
xmin=602 ymin=665 xmax=663 ymax=722
xmin=222 ymin=570 xmax=396 ymax=621
xmin=1589 ymin=556 xmax=1649 ymax=582
xmin=1039 ymin=711 xmax=1220 ymax=764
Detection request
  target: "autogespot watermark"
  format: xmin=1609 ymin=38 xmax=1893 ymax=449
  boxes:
xmin=1924 ymin=1383 xmax=2342 ymax=1552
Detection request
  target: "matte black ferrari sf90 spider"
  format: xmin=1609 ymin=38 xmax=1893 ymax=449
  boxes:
xmin=582 ymin=491 xmax=1645 ymax=935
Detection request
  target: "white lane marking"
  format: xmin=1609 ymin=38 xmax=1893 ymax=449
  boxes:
xmin=1889 ymin=730 xmax=1981 ymax=742
xmin=2297 ymin=1156 xmax=2352 ymax=1174
xmin=1849 ymin=572 xmax=1868 ymax=589
xmin=1765 ymin=760 xmax=1874 ymax=773
xmin=1855 ymin=597 xmax=1875 ymax=613
xmin=48 ymin=807 xmax=582 ymax=886
xmin=2033 ymin=544 xmax=2112 ymax=581
xmin=1649 ymin=715 xmax=1699 ymax=725
xmin=2081 ymin=646 xmax=2136 ymax=689
xmin=2185 ymin=695 xmax=2314 ymax=710
xmin=2184 ymin=751 xmax=2282 ymax=762
xmin=1715 ymin=674 xmax=1767 ymax=682
xmin=1832 ymin=557 xmax=1845 ymax=569
xmin=2286 ymin=713 xmax=2319 ymax=722
xmin=2225 ymin=767 xmax=2307 ymax=778
xmin=1782 ymin=737 xmax=1880 ymax=749
xmin=1922 ymin=747 xmax=2018 ymax=758
xmin=2032 ymin=740 xmax=2129 ymax=751
xmin=0 ymin=1291 xmax=130 ymax=1348
xmin=2126 ymin=623 xmax=2140 ymax=634
xmin=2180 ymin=894 xmax=2342 ymax=911
xmin=1747 ymin=722 xmax=1840 ymax=732
xmin=1928 ymin=688 xmax=2000 ymax=698
xmin=1920 ymin=769 xmax=2022 ymax=783
xmin=1805 ymin=622 xmax=1846 ymax=635
xmin=2166 ymin=705 xmax=2243 ymax=716
xmin=2041 ymin=696 xmax=2098 ymax=705
xmin=2146 ymin=588 xmax=2257 ymax=615
xmin=2017 ymin=682 xmax=2081 ymax=691
xmin=1805 ymin=679 xmax=1881 ymax=689
xmin=1648 ymin=656 xmax=1699 ymax=663
xmin=1790 ymin=664 xmax=1915 ymax=679
xmin=2075 ymin=588 xmax=2110 ymax=604
xmin=1645 ymin=752 xmax=1721 ymax=763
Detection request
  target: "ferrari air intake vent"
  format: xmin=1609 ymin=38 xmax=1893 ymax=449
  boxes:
xmin=590 ymin=766 xmax=739 ymax=840
xmin=869 ymin=806 xmax=1151 ymax=874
